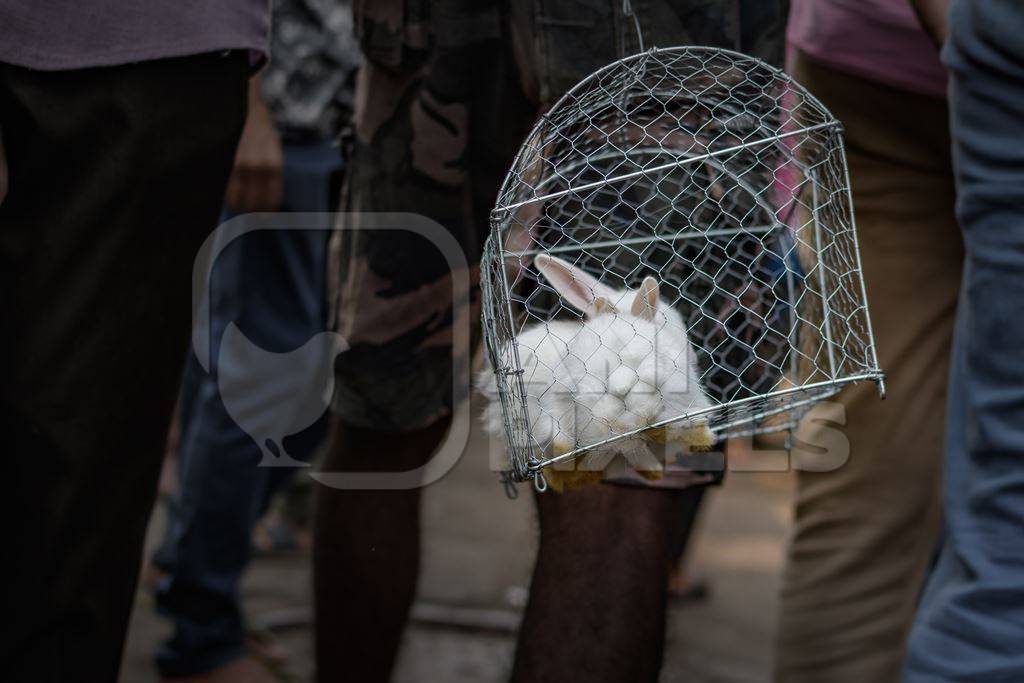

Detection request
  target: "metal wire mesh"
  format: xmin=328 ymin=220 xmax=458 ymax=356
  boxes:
xmin=479 ymin=46 xmax=885 ymax=484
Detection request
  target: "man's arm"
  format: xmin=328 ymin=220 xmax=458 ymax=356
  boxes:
xmin=910 ymin=0 xmax=951 ymax=48
xmin=224 ymin=77 xmax=284 ymax=212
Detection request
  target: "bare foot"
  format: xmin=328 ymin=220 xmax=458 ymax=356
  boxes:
xmin=159 ymin=656 xmax=280 ymax=683
xmin=667 ymin=563 xmax=710 ymax=602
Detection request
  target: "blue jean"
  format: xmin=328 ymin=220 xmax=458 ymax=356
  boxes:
xmin=153 ymin=140 xmax=342 ymax=677
xmin=903 ymin=2 xmax=1024 ymax=680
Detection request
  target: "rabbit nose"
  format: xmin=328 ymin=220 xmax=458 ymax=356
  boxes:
xmin=607 ymin=365 xmax=639 ymax=398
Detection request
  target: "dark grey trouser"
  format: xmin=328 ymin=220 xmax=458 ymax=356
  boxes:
xmin=903 ymin=1 xmax=1024 ymax=679
xmin=153 ymin=140 xmax=341 ymax=678
xmin=0 ymin=53 xmax=248 ymax=683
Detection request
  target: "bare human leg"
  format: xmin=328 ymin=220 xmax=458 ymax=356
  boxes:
xmin=313 ymin=416 xmax=450 ymax=683
xmin=511 ymin=483 xmax=697 ymax=683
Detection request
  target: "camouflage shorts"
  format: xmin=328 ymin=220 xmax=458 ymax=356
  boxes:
xmin=330 ymin=0 xmax=789 ymax=434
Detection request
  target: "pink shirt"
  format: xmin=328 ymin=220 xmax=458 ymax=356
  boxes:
xmin=788 ymin=0 xmax=947 ymax=98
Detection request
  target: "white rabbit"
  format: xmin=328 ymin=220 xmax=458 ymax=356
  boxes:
xmin=478 ymin=253 xmax=715 ymax=491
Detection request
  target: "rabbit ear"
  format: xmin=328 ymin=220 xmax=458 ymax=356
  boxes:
xmin=534 ymin=254 xmax=617 ymax=316
xmin=630 ymin=276 xmax=660 ymax=321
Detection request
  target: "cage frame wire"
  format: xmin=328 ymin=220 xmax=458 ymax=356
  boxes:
xmin=481 ymin=45 xmax=886 ymax=485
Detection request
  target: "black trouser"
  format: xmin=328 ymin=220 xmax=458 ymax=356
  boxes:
xmin=0 ymin=52 xmax=248 ymax=682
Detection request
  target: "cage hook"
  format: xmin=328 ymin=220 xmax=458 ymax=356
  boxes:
xmin=533 ymin=470 xmax=549 ymax=493
xmin=500 ymin=471 xmax=519 ymax=500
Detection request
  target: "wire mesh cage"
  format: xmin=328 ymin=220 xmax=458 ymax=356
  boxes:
xmin=479 ymin=46 xmax=885 ymax=488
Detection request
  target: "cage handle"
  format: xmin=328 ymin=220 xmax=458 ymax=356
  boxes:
xmin=622 ymin=0 xmax=645 ymax=53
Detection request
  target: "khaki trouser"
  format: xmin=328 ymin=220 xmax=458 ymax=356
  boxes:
xmin=774 ymin=52 xmax=963 ymax=682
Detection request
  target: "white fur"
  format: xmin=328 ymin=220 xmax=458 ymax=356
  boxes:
xmin=479 ymin=254 xmax=714 ymax=469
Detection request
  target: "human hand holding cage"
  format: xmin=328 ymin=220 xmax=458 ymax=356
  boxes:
xmin=478 ymin=47 xmax=885 ymax=491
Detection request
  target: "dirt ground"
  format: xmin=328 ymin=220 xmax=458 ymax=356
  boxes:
xmin=120 ymin=409 xmax=795 ymax=683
